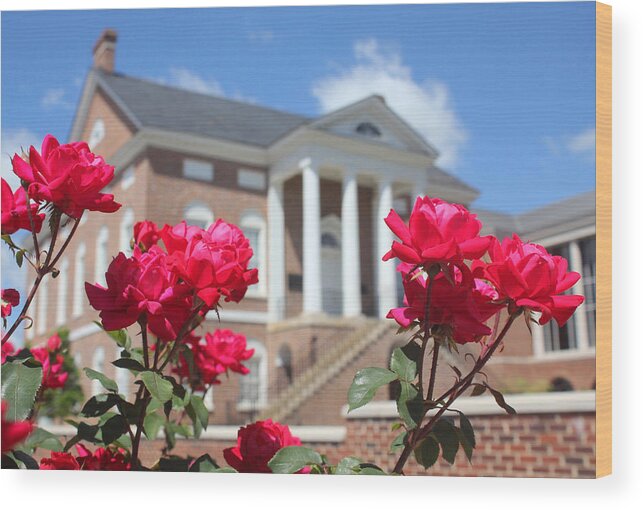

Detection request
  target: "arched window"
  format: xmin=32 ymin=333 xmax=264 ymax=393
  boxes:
xmin=184 ymin=202 xmax=214 ymax=230
xmin=73 ymin=242 xmax=86 ymax=317
xmin=356 ymin=122 xmax=381 ymax=138
xmin=88 ymin=118 xmax=105 ymax=149
xmin=240 ymin=210 xmax=266 ymax=297
xmin=92 ymin=346 xmax=105 ymax=396
xmin=37 ymin=277 xmax=49 ymax=335
xmin=114 ymin=345 xmax=130 ymax=398
xmin=121 ymin=165 xmax=135 ymax=190
xmin=238 ymin=339 xmax=267 ymax=410
xmin=95 ymin=226 xmax=109 ymax=285
xmin=320 ymin=215 xmax=342 ymax=315
xmin=56 ymin=258 xmax=69 ymax=326
xmin=119 ymin=208 xmax=134 ymax=254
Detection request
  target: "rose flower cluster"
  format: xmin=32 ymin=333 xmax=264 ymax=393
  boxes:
xmin=40 ymin=444 xmax=130 ymax=471
xmin=173 ymin=329 xmax=254 ymax=390
xmin=385 ymin=196 xmax=584 ymax=342
xmin=86 ymin=220 xmax=259 ymax=342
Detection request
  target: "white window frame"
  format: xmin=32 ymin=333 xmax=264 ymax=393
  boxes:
xmin=121 ymin=165 xmax=135 ymax=190
xmin=88 ymin=118 xmax=105 ymax=149
xmin=183 ymin=159 xmax=214 ymax=182
xmin=237 ymin=168 xmax=266 ymax=191
xmin=184 ymin=202 xmax=214 ymax=229
xmin=73 ymin=243 xmax=86 ymax=318
xmin=240 ymin=210 xmax=266 ymax=298
xmin=95 ymin=226 xmax=109 ymax=285
xmin=56 ymin=258 xmax=69 ymax=326
xmin=531 ymin=234 xmax=596 ymax=360
xmin=237 ymin=339 xmax=267 ymax=411
xmin=120 ymin=208 xmax=134 ymax=254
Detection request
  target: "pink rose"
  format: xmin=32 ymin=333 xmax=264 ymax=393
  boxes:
xmin=383 ymin=196 xmax=491 ymax=268
xmin=1 ymin=401 xmax=33 ymax=453
xmin=75 ymin=444 xmax=130 ymax=471
xmin=161 ymin=220 xmax=258 ymax=308
xmin=12 ymin=134 xmax=121 ymax=219
xmin=1 ymin=288 xmax=20 ymax=319
xmin=224 ymin=419 xmax=306 ymax=473
xmin=387 ymin=265 xmax=502 ymax=344
xmin=133 ymin=220 xmax=160 ymax=251
xmin=40 ymin=451 xmax=80 ymax=470
xmin=85 ymin=248 xmax=192 ymax=341
xmin=173 ymin=329 xmax=254 ymax=389
xmin=472 ymin=234 xmax=584 ymax=326
xmin=30 ymin=335 xmax=69 ymax=390
xmin=1 ymin=341 xmax=16 ymax=364
xmin=1 ymin=178 xmax=44 ymax=235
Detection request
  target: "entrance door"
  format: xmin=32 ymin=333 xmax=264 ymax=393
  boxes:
xmin=320 ymin=215 xmax=343 ymax=315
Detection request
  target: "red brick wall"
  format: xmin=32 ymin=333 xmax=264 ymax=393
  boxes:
xmin=136 ymin=411 xmax=595 ymax=478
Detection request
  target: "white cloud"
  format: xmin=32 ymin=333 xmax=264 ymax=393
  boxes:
xmin=165 ymin=67 xmax=224 ymax=96
xmin=312 ymin=38 xmax=467 ymax=168
xmin=566 ymin=127 xmax=595 ymax=155
xmin=543 ymin=127 xmax=595 ymax=160
xmin=247 ymin=30 xmax=274 ymax=43
xmin=41 ymin=88 xmax=72 ymax=109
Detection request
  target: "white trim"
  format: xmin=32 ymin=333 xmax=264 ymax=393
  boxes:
xmin=204 ymin=309 xmax=268 ymax=324
xmin=41 ymin=424 xmax=347 ymax=444
xmin=56 ymin=258 xmax=69 ymax=327
xmin=119 ymin=208 xmax=135 ymax=253
xmin=184 ymin=201 xmax=214 ymax=229
xmin=94 ymin=226 xmax=109 ymax=285
xmin=492 ymin=348 xmax=597 ymax=364
xmin=531 ymin=225 xmax=596 ymax=248
xmin=73 ymin=242 xmax=86 ymax=318
xmin=343 ymin=391 xmax=596 ymax=419
xmin=69 ymin=322 xmax=101 ymax=342
xmin=240 ymin=210 xmax=267 ymax=298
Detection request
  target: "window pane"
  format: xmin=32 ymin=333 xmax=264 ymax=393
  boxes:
xmin=543 ymin=243 xmax=577 ymax=352
xmin=580 ymin=237 xmax=596 ymax=347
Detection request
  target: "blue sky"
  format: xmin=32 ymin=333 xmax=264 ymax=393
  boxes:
xmin=2 ymin=2 xmax=596 ymax=214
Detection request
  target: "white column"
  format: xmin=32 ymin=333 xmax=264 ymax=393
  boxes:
xmin=569 ymin=240 xmax=590 ymax=351
xmin=301 ymin=159 xmax=322 ymax=314
xmin=268 ymin=180 xmax=286 ymax=322
xmin=376 ymin=178 xmax=397 ymax=318
xmin=342 ymin=169 xmax=362 ymax=317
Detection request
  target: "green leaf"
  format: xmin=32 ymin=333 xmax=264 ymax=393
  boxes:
xmin=139 ymin=371 xmax=173 ymax=403
xmin=112 ymin=358 xmax=145 ymax=372
xmin=358 ymin=465 xmax=386 ymax=475
xmin=189 ymin=395 xmax=209 ymax=429
xmin=84 ymin=368 xmax=118 ymax=393
xmin=485 ymin=384 xmax=516 ymax=415
xmin=268 ymin=446 xmax=323 ymax=474
xmin=470 ymin=383 xmax=487 ymax=397
xmin=1 ymin=360 xmax=43 ymax=421
xmin=347 ymin=368 xmax=397 ymax=411
xmin=432 ymin=418 xmax=460 ymax=465
xmin=390 ymin=347 xmax=417 ymax=382
xmin=458 ymin=413 xmax=476 ymax=449
xmin=390 ymin=431 xmax=408 ymax=452
xmin=101 ymin=414 xmax=129 ymax=444
xmin=335 ymin=456 xmax=361 ymax=475
xmin=81 ymin=394 xmax=121 ymax=417
xmin=143 ymin=412 xmax=164 ymax=440
xmin=414 ymin=436 xmax=440 ymax=469
xmin=13 ymin=450 xmax=39 ymax=469
xmin=188 ymin=454 xmax=219 ymax=472
xmin=1 ymin=454 xmax=19 ymax=469
xmin=396 ymin=381 xmax=424 ymax=428
xmin=24 ymin=427 xmax=63 ymax=452
xmin=159 ymin=456 xmax=190 ymax=472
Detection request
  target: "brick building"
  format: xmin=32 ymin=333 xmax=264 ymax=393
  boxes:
xmin=27 ymin=30 xmax=596 ymax=475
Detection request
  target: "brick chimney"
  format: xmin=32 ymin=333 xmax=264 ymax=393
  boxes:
xmin=93 ymin=29 xmax=117 ymax=73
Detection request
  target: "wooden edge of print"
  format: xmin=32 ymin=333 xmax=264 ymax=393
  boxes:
xmin=595 ymin=1 xmax=612 ymax=478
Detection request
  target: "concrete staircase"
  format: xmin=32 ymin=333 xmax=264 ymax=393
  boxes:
xmin=257 ymin=319 xmax=395 ymax=423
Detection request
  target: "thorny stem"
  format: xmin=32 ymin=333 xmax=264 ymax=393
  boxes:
xmin=417 ymin=271 xmax=435 ymax=399
xmin=392 ymin=311 xmax=520 ymax=475
xmin=2 ymin=214 xmax=81 ymax=345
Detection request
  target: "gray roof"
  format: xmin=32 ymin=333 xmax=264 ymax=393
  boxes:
xmin=473 ymin=190 xmax=595 ymax=239
xmin=97 ymin=70 xmax=310 ymax=147
xmin=94 ymin=69 xmax=477 ymax=197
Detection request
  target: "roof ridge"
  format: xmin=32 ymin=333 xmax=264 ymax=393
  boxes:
xmin=98 ymin=69 xmax=312 ymax=121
